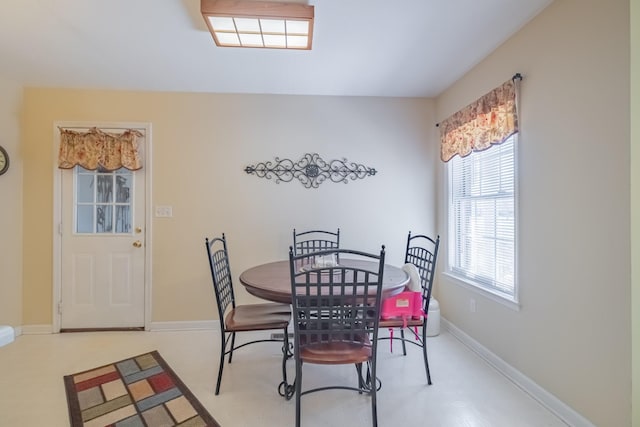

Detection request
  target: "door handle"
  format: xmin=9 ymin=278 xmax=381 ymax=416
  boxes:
xmin=133 ymin=241 xmax=142 ymax=248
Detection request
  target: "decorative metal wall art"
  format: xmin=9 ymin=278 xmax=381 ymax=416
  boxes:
xmin=244 ymin=153 xmax=377 ymax=189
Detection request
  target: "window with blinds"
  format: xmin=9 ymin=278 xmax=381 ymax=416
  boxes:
xmin=447 ymin=135 xmax=516 ymax=299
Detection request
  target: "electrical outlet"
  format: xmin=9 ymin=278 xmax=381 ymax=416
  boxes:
xmin=155 ymin=205 xmax=173 ymax=217
xmin=470 ymin=298 xmax=477 ymax=313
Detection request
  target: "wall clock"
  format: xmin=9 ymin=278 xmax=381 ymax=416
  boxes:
xmin=0 ymin=145 xmax=9 ymax=175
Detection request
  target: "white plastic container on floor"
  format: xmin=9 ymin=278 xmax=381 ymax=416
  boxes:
xmin=426 ymin=298 xmax=440 ymax=337
xmin=0 ymin=326 xmax=14 ymax=347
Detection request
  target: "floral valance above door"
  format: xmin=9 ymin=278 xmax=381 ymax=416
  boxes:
xmin=439 ymin=76 xmax=520 ymax=162
xmin=58 ymin=127 xmax=143 ymax=171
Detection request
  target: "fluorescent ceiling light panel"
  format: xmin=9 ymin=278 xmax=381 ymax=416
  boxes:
xmin=263 ymin=34 xmax=286 ymax=48
xmin=261 ymin=19 xmax=285 ymax=33
xmin=201 ymin=0 xmax=314 ymax=50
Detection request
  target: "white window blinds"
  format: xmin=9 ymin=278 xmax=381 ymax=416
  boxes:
xmin=448 ymin=135 xmax=516 ymax=298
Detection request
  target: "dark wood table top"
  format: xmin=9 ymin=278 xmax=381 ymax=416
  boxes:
xmin=239 ymin=259 xmax=409 ymax=304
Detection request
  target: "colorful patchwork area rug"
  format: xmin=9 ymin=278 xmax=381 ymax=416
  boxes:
xmin=64 ymin=350 xmax=220 ymax=427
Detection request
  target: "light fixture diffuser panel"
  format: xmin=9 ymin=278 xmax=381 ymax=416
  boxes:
xmin=286 ymin=20 xmax=309 ymax=35
xmin=263 ymin=34 xmax=286 ymax=48
xmin=234 ymin=17 xmax=260 ymax=32
xmin=208 ymin=16 xmax=235 ymax=31
xmin=215 ymin=32 xmax=241 ymax=46
xmin=239 ymin=33 xmax=264 ymax=47
xmin=287 ymin=35 xmax=308 ymax=48
xmin=260 ymin=19 xmax=286 ymax=33
xmin=201 ymin=0 xmax=314 ymax=49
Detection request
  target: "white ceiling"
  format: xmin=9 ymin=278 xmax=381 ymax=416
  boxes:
xmin=0 ymin=0 xmax=553 ymax=98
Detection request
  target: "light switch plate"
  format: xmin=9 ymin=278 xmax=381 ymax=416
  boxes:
xmin=155 ymin=205 xmax=173 ymax=217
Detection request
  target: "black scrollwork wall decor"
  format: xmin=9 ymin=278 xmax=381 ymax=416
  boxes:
xmin=244 ymin=153 xmax=377 ymax=189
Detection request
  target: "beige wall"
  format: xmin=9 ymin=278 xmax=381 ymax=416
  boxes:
xmin=0 ymin=76 xmax=23 ymax=327
xmin=631 ymin=0 xmax=639 ymax=424
xmin=21 ymin=90 xmax=436 ymax=324
xmin=435 ymin=0 xmax=630 ymax=425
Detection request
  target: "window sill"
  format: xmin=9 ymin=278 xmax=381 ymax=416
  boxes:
xmin=442 ymin=272 xmax=521 ymax=312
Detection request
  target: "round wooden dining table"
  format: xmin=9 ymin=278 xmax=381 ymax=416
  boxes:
xmin=239 ymin=259 xmax=409 ymax=304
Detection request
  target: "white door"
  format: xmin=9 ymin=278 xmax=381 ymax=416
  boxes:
xmin=59 ymin=130 xmax=146 ymax=329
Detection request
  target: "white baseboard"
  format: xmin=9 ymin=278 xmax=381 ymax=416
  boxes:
xmin=442 ymin=318 xmax=595 ymax=427
xmin=14 ymin=322 xmax=217 ymax=334
xmin=148 ymin=320 xmax=219 ymax=332
xmin=20 ymin=324 xmax=53 ymax=335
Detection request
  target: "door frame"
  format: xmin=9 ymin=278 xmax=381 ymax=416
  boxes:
xmin=52 ymin=121 xmax=153 ymax=333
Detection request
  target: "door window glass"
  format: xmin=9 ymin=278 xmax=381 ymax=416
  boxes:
xmin=75 ymin=166 xmax=133 ymax=234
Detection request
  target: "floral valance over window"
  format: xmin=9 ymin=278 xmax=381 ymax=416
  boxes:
xmin=439 ymin=77 xmax=520 ymax=162
xmin=58 ymin=127 xmax=143 ymax=171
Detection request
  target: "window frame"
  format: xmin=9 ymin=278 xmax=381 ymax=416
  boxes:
xmin=73 ymin=166 xmax=135 ymax=235
xmin=445 ymin=134 xmax=519 ymax=306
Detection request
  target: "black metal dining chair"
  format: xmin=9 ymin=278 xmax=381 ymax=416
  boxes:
xmin=292 ymin=228 xmax=340 ymax=256
xmin=288 ymin=246 xmax=385 ymax=427
xmin=378 ymin=232 xmax=440 ymax=385
xmin=205 ymin=233 xmax=292 ymax=395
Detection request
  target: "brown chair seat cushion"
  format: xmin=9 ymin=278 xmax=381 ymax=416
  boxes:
xmin=300 ymin=335 xmax=372 ymax=365
xmin=378 ymin=317 xmax=424 ymax=328
xmin=225 ymin=303 xmax=291 ymax=332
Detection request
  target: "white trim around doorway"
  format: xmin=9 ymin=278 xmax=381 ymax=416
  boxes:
xmin=52 ymin=121 xmax=153 ymax=333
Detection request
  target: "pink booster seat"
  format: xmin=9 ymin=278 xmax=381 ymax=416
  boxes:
xmin=380 ymin=291 xmax=426 ymax=352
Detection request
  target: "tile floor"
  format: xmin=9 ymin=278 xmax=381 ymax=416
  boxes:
xmin=0 ymin=329 xmax=568 ymax=427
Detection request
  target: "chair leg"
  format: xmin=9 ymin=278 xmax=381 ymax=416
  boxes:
xmin=422 ymin=326 xmax=432 ymax=385
xmin=215 ymin=332 xmax=227 ymax=395
xmin=281 ymin=327 xmax=289 ymax=386
xmin=400 ymin=329 xmax=407 ymax=356
xmin=295 ymin=360 xmax=303 ymax=427
xmin=370 ymin=360 xmax=378 ymax=427
xmin=228 ymin=332 xmax=236 ymax=363
xmin=278 ymin=328 xmax=295 ymax=400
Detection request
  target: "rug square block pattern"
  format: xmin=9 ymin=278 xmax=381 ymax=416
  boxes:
xmin=64 ymin=350 xmax=220 ymax=427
